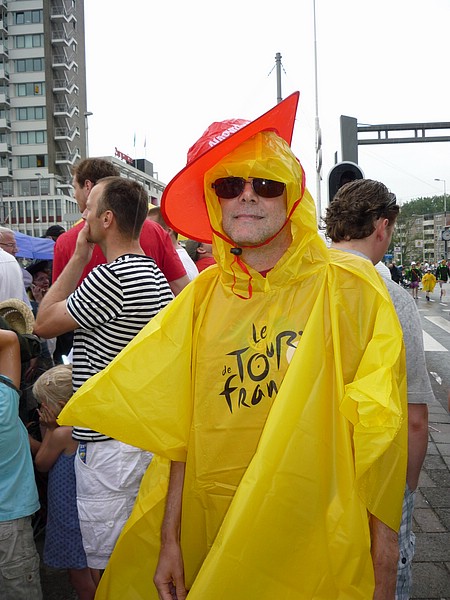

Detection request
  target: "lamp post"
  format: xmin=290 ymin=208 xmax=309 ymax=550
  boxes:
xmin=435 ymin=178 xmax=447 ymax=258
xmin=84 ymin=111 xmax=93 ymax=158
xmin=35 ymin=172 xmax=42 ymax=236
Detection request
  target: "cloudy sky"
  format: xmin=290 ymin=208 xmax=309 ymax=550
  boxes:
xmin=84 ymin=0 xmax=450 ymax=211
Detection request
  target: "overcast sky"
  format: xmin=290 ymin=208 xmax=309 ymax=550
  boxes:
xmin=84 ymin=0 xmax=450 ymax=210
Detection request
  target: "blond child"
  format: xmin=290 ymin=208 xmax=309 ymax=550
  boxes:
xmin=33 ymin=365 xmax=98 ymax=600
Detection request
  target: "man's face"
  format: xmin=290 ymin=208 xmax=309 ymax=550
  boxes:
xmin=82 ymin=183 xmax=104 ymax=243
xmin=0 ymin=230 xmax=18 ymax=255
xmin=72 ymin=175 xmax=90 ymax=213
xmin=219 ymin=178 xmax=288 ymax=247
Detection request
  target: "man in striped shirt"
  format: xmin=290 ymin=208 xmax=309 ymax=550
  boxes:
xmin=34 ymin=177 xmax=173 ymax=576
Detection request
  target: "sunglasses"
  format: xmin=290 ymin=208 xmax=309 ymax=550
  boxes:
xmin=211 ymin=177 xmax=286 ymax=199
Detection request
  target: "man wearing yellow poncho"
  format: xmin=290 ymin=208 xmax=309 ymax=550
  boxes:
xmin=59 ymin=92 xmax=407 ymax=599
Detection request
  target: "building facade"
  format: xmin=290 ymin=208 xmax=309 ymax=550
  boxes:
xmin=0 ymin=1 xmax=166 ymax=237
xmin=0 ymin=0 xmax=88 ymax=236
xmin=394 ymin=212 xmax=450 ymax=265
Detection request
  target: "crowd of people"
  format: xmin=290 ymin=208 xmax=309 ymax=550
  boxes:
xmin=388 ymin=259 xmax=450 ymax=301
xmin=0 ymin=93 xmax=437 ymax=600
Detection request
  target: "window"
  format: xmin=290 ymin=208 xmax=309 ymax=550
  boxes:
xmin=14 ymin=11 xmax=43 ymax=25
xmin=15 ymin=58 xmax=44 ymax=73
xmin=17 ymin=131 xmax=47 ymax=144
xmin=15 ymin=34 xmax=44 ymax=49
xmin=18 ymin=155 xmax=48 ymax=169
xmin=16 ymin=106 xmax=45 ymax=121
xmin=16 ymin=82 xmax=44 ymax=96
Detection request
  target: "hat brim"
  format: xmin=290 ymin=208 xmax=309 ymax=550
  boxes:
xmin=0 ymin=299 xmax=35 ymax=334
xmin=161 ymin=92 xmax=300 ymax=243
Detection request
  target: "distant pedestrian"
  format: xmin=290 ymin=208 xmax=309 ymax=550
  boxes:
xmin=389 ymin=261 xmax=401 ymax=283
xmin=408 ymin=262 xmax=422 ymax=299
xmin=435 ymin=259 xmax=449 ymax=300
xmin=422 ymin=269 xmax=436 ymax=301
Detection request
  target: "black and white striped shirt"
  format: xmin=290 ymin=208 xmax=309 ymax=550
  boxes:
xmin=67 ymin=254 xmax=173 ymax=441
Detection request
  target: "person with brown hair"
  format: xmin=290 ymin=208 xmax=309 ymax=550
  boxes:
xmin=325 ymin=178 xmax=432 ymax=600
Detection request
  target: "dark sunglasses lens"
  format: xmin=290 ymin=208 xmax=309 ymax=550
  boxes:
xmin=213 ymin=178 xmax=244 ymax=199
xmin=252 ymin=178 xmax=286 ymax=198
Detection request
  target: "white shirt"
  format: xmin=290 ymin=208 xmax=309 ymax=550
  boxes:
xmin=177 ymin=246 xmax=199 ymax=281
xmin=0 ymin=249 xmax=29 ymax=302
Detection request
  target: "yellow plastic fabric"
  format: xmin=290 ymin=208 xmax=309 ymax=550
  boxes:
xmin=422 ymin=272 xmax=436 ymax=292
xmin=59 ymin=134 xmax=407 ymax=599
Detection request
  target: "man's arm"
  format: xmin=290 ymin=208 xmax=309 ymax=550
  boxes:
xmin=407 ymin=403 xmax=428 ymax=491
xmin=154 ymin=461 xmax=188 ymax=600
xmin=370 ymin=514 xmax=399 ymax=600
xmin=34 ymin=223 xmax=93 ymax=338
xmin=169 ymin=274 xmax=190 ymax=297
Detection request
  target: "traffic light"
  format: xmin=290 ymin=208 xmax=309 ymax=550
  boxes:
xmin=328 ymin=161 xmax=364 ymax=203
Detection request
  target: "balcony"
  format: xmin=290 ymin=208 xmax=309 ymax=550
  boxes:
xmin=0 ymin=42 xmax=8 ymax=58
xmin=52 ymin=50 xmax=78 ymax=71
xmin=51 ymin=26 xmax=77 ymax=48
xmin=0 ymin=19 xmax=7 ymax=35
xmin=54 ymin=125 xmax=79 ymax=141
xmin=0 ymin=92 xmax=10 ymax=106
xmin=53 ymin=76 xmax=78 ymax=94
xmin=53 ymin=100 xmax=79 ymax=118
xmin=0 ymin=141 xmax=11 ymax=153
xmin=55 ymin=148 xmax=80 ymax=165
xmin=0 ymin=64 xmax=8 ymax=81
xmin=0 ymin=117 xmax=11 ymax=129
xmin=51 ymin=4 xmax=77 ymax=24
xmin=0 ymin=165 xmax=12 ymax=177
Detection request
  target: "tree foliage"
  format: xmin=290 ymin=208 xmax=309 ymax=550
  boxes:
xmin=399 ymin=195 xmax=446 ymax=217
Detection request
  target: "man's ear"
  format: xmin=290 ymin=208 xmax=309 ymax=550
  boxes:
xmin=84 ymin=179 xmax=94 ymax=193
xmin=375 ymin=218 xmax=390 ymax=241
xmin=197 ymin=244 xmax=206 ymax=255
xmin=102 ymin=210 xmax=114 ymax=229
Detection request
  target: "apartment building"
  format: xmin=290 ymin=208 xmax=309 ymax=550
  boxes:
xmin=0 ymin=0 xmax=88 ymax=236
xmin=0 ymin=1 xmax=166 ymax=238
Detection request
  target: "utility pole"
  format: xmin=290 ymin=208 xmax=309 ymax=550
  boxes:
xmin=313 ymin=0 xmax=322 ymax=224
xmin=275 ymin=52 xmax=282 ymax=104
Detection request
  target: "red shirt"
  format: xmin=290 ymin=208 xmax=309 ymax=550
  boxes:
xmin=52 ymin=219 xmax=186 ymax=284
xmin=196 ymin=256 xmax=216 ymax=272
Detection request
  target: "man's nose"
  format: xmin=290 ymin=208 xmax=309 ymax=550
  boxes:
xmin=239 ymin=181 xmax=257 ymax=202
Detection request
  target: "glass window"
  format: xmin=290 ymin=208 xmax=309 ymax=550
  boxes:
xmin=19 ymin=180 xmax=30 ymax=196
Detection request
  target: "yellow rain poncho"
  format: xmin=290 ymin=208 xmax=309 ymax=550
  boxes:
xmin=59 ymin=132 xmax=407 ymax=599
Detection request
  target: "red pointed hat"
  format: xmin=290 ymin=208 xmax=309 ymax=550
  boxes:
xmin=161 ymin=92 xmax=300 ymax=243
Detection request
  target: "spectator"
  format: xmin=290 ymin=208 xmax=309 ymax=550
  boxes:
xmin=33 ymin=364 xmax=97 ymax=600
xmin=389 ymin=261 xmax=401 ymax=283
xmin=34 ymin=177 xmax=174 ymax=579
xmin=52 ymin=158 xmax=189 ymax=296
xmin=43 ymin=225 xmax=65 ymax=242
xmin=147 ymin=206 xmax=198 ymax=281
xmin=325 ymin=178 xmax=433 ymax=600
xmin=60 ymin=93 xmax=407 ymax=600
xmin=0 ymin=328 xmax=42 ymax=600
xmin=184 ymin=239 xmax=216 ymax=272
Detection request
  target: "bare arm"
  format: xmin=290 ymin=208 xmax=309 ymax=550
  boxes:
xmin=154 ymin=461 xmax=188 ymax=600
xmin=407 ymin=404 xmax=428 ymax=490
xmin=34 ymin=223 xmax=93 ymax=338
xmin=0 ymin=330 xmax=20 ymax=388
xmin=370 ymin=514 xmax=398 ymax=600
xmin=169 ymin=275 xmax=190 ymax=297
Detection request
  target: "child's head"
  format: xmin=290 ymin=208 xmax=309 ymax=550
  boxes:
xmin=33 ymin=364 xmax=73 ymax=414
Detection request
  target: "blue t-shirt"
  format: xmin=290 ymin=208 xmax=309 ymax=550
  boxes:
xmin=0 ymin=375 xmax=39 ymax=521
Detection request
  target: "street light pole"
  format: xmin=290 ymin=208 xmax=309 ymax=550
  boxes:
xmin=35 ymin=172 xmax=42 ymax=236
xmin=435 ymin=178 xmax=447 ymax=259
xmin=84 ymin=111 xmax=93 ymax=158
